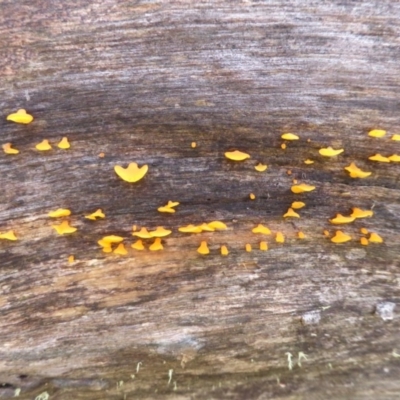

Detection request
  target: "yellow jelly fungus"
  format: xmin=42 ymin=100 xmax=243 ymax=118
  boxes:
xmin=360 ymin=237 xmax=369 ymax=246
xmin=85 ymin=209 xmax=105 ymax=220
xmin=304 ymin=159 xmax=314 ymax=165
xmin=319 ymin=147 xmax=344 ymax=157
xmin=224 ymin=150 xmax=251 ymax=161
xmin=68 ymin=255 xmax=75 ymax=263
xmin=249 ymin=193 xmax=256 ymax=200
xmin=114 ymin=163 xmax=148 ymax=183
xmin=388 ymin=154 xmax=400 ymax=162
xmin=52 ymin=221 xmax=77 ymax=235
xmin=276 ymin=232 xmax=284 ymax=243
xmin=369 ymin=232 xmax=383 ymax=243
xmin=291 ymin=201 xmax=305 ymax=209
xmin=207 ymin=221 xmax=228 ymax=230
xmin=48 ymin=208 xmax=71 ymax=218
xmin=281 ymin=133 xmax=299 ymax=140
xmin=344 ymin=162 xmax=371 ymax=178
xmin=102 ymin=235 xmax=124 ymax=244
xmin=6 ymin=109 xmax=33 ymax=124
xmin=36 ymin=140 xmax=52 ymax=151
xmin=360 ymin=227 xmax=369 ymax=235
xmin=259 ymin=241 xmax=268 ymax=251
xmin=167 ymin=201 xmax=180 ymax=208
xmin=114 ymin=243 xmax=128 ymax=255
xmin=391 ymin=134 xmax=400 ymax=141
xmin=131 ymin=240 xmax=145 ymax=250
xmin=331 ymin=230 xmax=352 ymax=243
xmin=0 ymin=230 xmax=17 ymax=241
xmin=368 ymin=129 xmax=386 ymax=138
xmin=368 ymin=154 xmax=390 ymax=163
xmin=179 ymin=224 xmax=203 ymax=233
xmin=57 ymin=137 xmax=70 ymax=149
xmin=350 ymin=208 xmax=373 ymax=219
xmin=298 ymin=231 xmax=306 ymax=239
xmin=281 ymin=143 xmax=287 ymax=150
xmin=252 ymin=224 xmax=271 ymax=235
xmin=291 ymin=184 xmax=316 ymax=194
xmin=323 ymin=230 xmax=330 ymax=237
xmin=132 ymin=227 xmax=152 ymax=239
xmin=149 ymin=237 xmax=163 ymax=251
xmin=199 ymin=223 xmax=215 ymax=232
xmin=158 ymin=206 xmax=175 ymax=213
xmin=329 ymin=214 xmax=355 ymax=224
xmin=221 ymin=245 xmax=229 ymax=256
xmin=98 ymin=239 xmax=111 ymax=248
xmin=2 ymin=143 xmax=19 ymax=155
xmin=191 ymin=142 xmax=197 ymax=148
xmin=149 ymin=226 xmax=172 ymax=237
xmin=245 ymin=243 xmax=252 ymax=252
xmin=254 ymin=163 xmax=268 ymax=172
xmin=283 ymin=208 xmax=300 ymax=218
xmin=197 ymin=241 xmax=209 ymax=255
xmin=102 ymin=246 xmax=112 ymax=253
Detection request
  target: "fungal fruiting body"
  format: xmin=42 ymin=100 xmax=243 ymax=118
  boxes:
xmin=131 ymin=240 xmax=145 ymax=250
xmin=245 ymin=243 xmax=252 ymax=252
xmin=199 ymin=223 xmax=215 ymax=232
xmin=149 ymin=227 xmax=172 ymax=237
xmin=36 ymin=140 xmax=52 ymax=151
xmin=283 ymin=208 xmax=300 ymax=218
xmin=224 ymin=150 xmax=250 ymax=161
xmin=304 ymin=159 xmax=314 ymax=165
xmin=179 ymin=224 xmax=203 ymax=233
xmin=6 ymin=109 xmax=33 ymax=124
xmin=249 ymin=193 xmax=256 ymax=200
xmin=344 ymin=163 xmax=371 ymax=178
xmin=259 ymin=241 xmax=268 ymax=251
xmin=52 ymin=221 xmax=77 ymax=235
xmin=114 ymin=163 xmax=148 ymax=183
xmin=281 ymin=133 xmax=299 ymax=140
xmin=319 ymin=147 xmax=344 ymax=157
xmin=275 ymin=232 xmax=284 ymax=243
xmin=2 ymin=143 xmax=19 ymax=154
xmin=68 ymin=255 xmax=75 ymax=263
xmin=360 ymin=227 xmax=369 ymax=234
xmin=191 ymin=142 xmax=197 ymax=148
xmin=369 ymin=232 xmax=383 ymax=243
xmin=388 ymin=154 xmax=400 ymax=162
xmin=323 ymin=230 xmax=330 ymax=237
xmin=329 ymin=214 xmax=355 ymax=224
xmin=360 ymin=237 xmax=369 ymax=246
xmin=101 ymin=235 xmax=124 ymax=244
xmin=220 ymin=245 xmax=229 ymax=256
xmin=391 ymin=134 xmax=400 ymax=141
xmin=350 ymin=208 xmax=373 ymax=219
xmin=331 ymin=230 xmax=351 ymax=243
xmin=291 ymin=201 xmax=305 ymax=209
xmin=252 ymin=224 xmax=271 ymax=235
xmin=368 ymin=129 xmax=386 ymax=138
xmin=48 ymin=208 xmax=71 ymax=218
xmin=207 ymin=221 xmax=228 ymax=230
xmin=57 ymin=137 xmax=70 ymax=149
xmin=114 ymin=243 xmax=128 ymax=255
xmin=254 ymin=163 xmax=268 ymax=172
xmin=281 ymin=143 xmax=287 ymax=150
xmin=149 ymin=238 xmax=163 ymax=251
xmin=291 ymin=184 xmax=316 ymax=194
xmin=298 ymin=231 xmax=306 ymax=239
xmin=368 ymin=154 xmax=390 ymax=163
xmin=132 ymin=228 xmax=152 ymax=239
xmin=197 ymin=241 xmax=209 ymax=255
xmin=158 ymin=200 xmax=179 ymax=213
xmin=0 ymin=230 xmax=17 ymax=241
xmin=85 ymin=209 xmax=105 ymax=220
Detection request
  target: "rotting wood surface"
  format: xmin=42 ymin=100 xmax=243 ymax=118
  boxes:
xmin=1 ymin=1 xmax=400 ymax=399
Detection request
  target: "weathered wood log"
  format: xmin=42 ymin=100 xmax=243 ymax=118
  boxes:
xmin=1 ymin=1 xmax=400 ymax=399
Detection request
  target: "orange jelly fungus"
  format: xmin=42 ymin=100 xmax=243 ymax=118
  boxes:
xmin=281 ymin=133 xmax=299 ymax=140
xmin=220 ymin=245 xmax=229 ymax=256
xmin=207 ymin=221 xmax=228 ymax=230
xmin=287 ymin=170 xmax=292 ymax=175
xmin=52 ymin=221 xmax=77 ymax=235
xmin=224 ymin=150 xmax=250 ymax=161
xmin=291 ymin=184 xmax=316 ymax=194
xmin=149 ymin=227 xmax=172 ymax=237
xmin=298 ymin=231 xmax=306 ymax=239
xmin=329 ymin=214 xmax=355 ymax=224
xmin=368 ymin=154 xmax=390 ymax=163
xmin=68 ymin=255 xmax=75 ymax=263
xmin=281 ymin=143 xmax=287 ymax=150
xmin=85 ymin=209 xmax=105 ymax=220
xmin=48 ymin=208 xmax=71 ymax=218
xmin=254 ymin=163 xmax=268 ymax=172
xmin=102 ymin=235 xmax=124 ymax=244
xmin=179 ymin=224 xmax=203 ymax=233
xmin=131 ymin=240 xmax=145 ymax=250
xmin=114 ymin=243 xmax=128 ymax=255
xmin=252 ymin=224 xmax=271 ymax=235
xmin=391 ymin=134 xmax=400 ymax=141
xmin=199 ymin=223 xmax=215 ymax=232
xmin=319 ymin=147 xmax=344 ymax=157
xmin=259 ymin=241 xmax=268 ymax=251
xmin=344 ymin=162 xmax=371 ymax=178
xmin=304 ymin=159 xmax=314 ymax=165
xmin=351 ymin=208 xmax=373 ymax=219
xmin=369 ymin=232 xmax=383 ymax=243
xmin=275 ymin=232 xmax=284 ymax=243
xmin=132 ymin=227 xmax=152 ymax=239
xmin=388 ymin=154 xmax=400 ymax=162
xmin=57 ymin=137 xmax=70 ymax=149
xmin=245 ymin=243 xmax=252 ymax=252
xmin=331 ymin=230 xmax=352 ymax=243
xmin=323 ymin=230 xmax=330 ymax=237
xmin=0 ymin=230 xmax=17 ymax=241
xmin=2 ymin=143 xmax=19 ymax=154
xmin=360 ymin=227 xmax=369 ymax=234
xmin=249 ymin=193 xmax=256 ymax=200
xmin=191 ymin=142 xmax=197 ymax=148
xmin=36 ymin=140 xmax=52 ymax=151
xmin=99 ymin=152 xmax=105 ymax=158
xmin=114 ymin=163 xmax=148 ymax=183
xmin=291 ymin=201 xmax=305 ymax=209
xmin=284 ymin=208 xmax=300 ymax=218
xmin=360 ymin=237 xmax=369 ymax=246
xmin=197 ymin=241 xmax=210 ymax=255
xmin=149 ymin=238 xmax=164 ymax=251
xmin=368 ymin=129 xmax=386 ymax=138
xmin=6 ymin=109 xmax=33 ymax=124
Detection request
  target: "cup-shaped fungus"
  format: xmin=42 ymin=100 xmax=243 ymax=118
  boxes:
xmin=368 ymin=154 xmax=390 ymax=163
xmin=344 ymin=162 xmax=371 ymax=178
xmin=329 ymin=214 xmax=355 ymax=224
xmin=291 ymin=184 xmax=316 ymax=194
xmin=283 ymin=208 xmax=300 ymax=218
xmin=132 ymin=227 xmax=152 ymax=239
xmin=149 ymin=238 xmax=163 ymax=251
xmin=52 ymin=221 xmax=77 ymax=235
xmin=0 ymin=230 xmax=17 ymax=241
xmin=369 ymin=232 xmax=383 ymax=243
xmin=252 ymin=224 xmax=271 ymax=235
xmin=275 ymin=232 xmax=284 ymax=243
xmin=48 ymin=208 xmax=71 ymax=218
xmin=36 ymin=140 xmax=52 ymax=151
xmin=197 ymin=241 xmax=209 ymax=255
xmin=254 ymin=163 xmax=268 ymax=172
xmin=149 ymin=227 xmax=172 ymax=237
xmin=114 ymin=163 xmax=148 ymax=183
xmin=207 ymin=221 xmax=228 ymax=230
xmin=368 ymin=129 xmax=386 ymax=138
xmin=319 ymin=147 xmax=344 ymax=157
xmin=281 ymin=133 xmax=299 ymax=140
xmin=259 ymin=241 xmax=268 ymax=251
xmin=224 ymin=150 xmax=250 ymax=161
xmin=57 ymin=137 xmax=70 ymax=149
xmin=220 ymin=245 xmax=229 ymax=256
xmin=114 ymin=243 xmax=128 ymax=255
xmin=350 ymin=208 xmax=373 ymax=219
xmin=131 ymin=240 xmax=145 ymax=250
xmin=2 ymin=143 xmax=19 ymax=154
xmin=179 ymin=224 xmax=203 ymax=233
xmin=331 ymin=230 xmax=352 ymax=243
xmin=6 ymin=109 xmax=33 ymax=124
xmin=85 ymin=209 xmax=105 ymax=220
xmin=291 ymin=201 xmax=305 ymax=209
